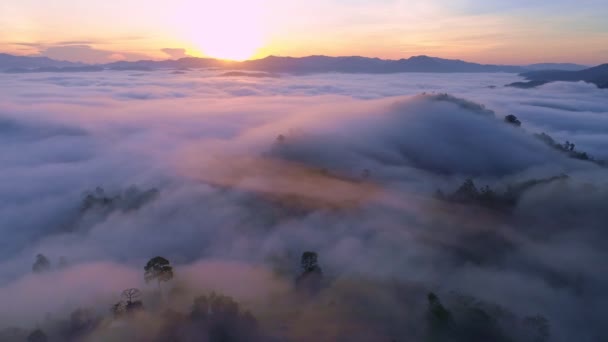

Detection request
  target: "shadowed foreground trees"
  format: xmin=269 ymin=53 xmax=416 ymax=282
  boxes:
xmin=427 ymin=292 xmax=453 ymax=341
xmin=426 ymin=292 xmax=550 ymax=342
xmin=112 ymin=288 xmax=144 ymax=317
xmin=27 ymin=329 xmax=47 ymax=342
xmin=81 ymin=186 xmax=160 ymax=213
xmin=63 ymin=308 xmax=102 ymax=339
xmin=3 ymin=251 xmax=557 ymax=342
xmin=436 ymin=175 xmax=570 ymax=211
xmin=155 ymin=293 xmax=263 ymax=342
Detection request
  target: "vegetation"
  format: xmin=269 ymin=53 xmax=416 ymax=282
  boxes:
xmin=436 ymin=175 xmax=570 ymax=211
xmin=112 ymin=288 xmax=144 ymax=317
xmin=144 ymin=256 xmax=174 ymax=292
xmin=500 ymin=113 xmax=605 ymax=166
xmin=32 ymin=254 xmax=51 ymax=273
xmin=504 ymin=114 xmax=522 ymax=127
xmin=81 ymin=185 xmax=160 ymax=213
xmin=26 ymin=329 xmax=47 ymax=342
xmin=426 ymin=293 xmax=550 ymax=342
xmin=184 ymin=293 xmax=261 ymax=341
xmin=295 ymin=251 xmax=324 ymax=294
xmin=3 ymin=250 xmax=557 ymax=342
xmin=535 ymin=132 xmax=605 ymax=166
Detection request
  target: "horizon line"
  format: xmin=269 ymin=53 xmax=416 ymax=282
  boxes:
xmin=0 ymin=51 xmax=594 ymax=67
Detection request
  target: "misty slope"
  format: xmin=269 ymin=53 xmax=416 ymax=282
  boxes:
xmin=513 ymin=64 xmax=608 ymax=89
xmin=262 ymin=94 xmax=565 ymax=179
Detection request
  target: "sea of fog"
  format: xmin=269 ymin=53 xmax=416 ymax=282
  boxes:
xmin=0 ymin=70 xmax=607 ymax=341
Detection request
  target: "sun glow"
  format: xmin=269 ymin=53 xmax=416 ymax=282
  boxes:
xmin=176 ymin=1 xmax=266 ymax=61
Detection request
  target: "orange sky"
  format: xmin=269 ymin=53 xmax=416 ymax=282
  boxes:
xmin=1 ymin=0 xmax=607 ymax=64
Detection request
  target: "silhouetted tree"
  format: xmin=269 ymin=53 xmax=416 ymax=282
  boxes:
xmin=63 ymin=308 xmax=101 ymax=339
xmin=523 ymin=315 xmax=550 ymax=342
xmin=122 ymin=288 xmax=144 ymax=313
xmin=82 ymin=186 xmax=113 ymax=211
xmin=451 ymin=179 xmax=479 ymax=203
xmin=478 ymin=185 xmax=501 ymax=209
xmin=504 ymin=114 xmax=522 ymax=127
xmin=296 ymin=251 xmax=323 ymax=294
xmin=122 ymin=288 xmax=141 ymax=303
xmin=534 ymin=133 xmax=605 ymax=165
xmin=32 ymin=254 xmax=51 ymax=273
xmin=27 ymin=329 xmax=47 ymax=342
xmin=426 ymin=293 xmax=453 ymax=341
xmin=301 ymin=251 xmax=320 ymax=272
xmin=456 ymin=306 xmax=508 ymax=342
xmin=145 ymin=256 xmax=174 ymax=292
xmin=110 ymin=302 xmax=125 ymax=318
xmin=189 ymin=293 xmax=261 ymax=342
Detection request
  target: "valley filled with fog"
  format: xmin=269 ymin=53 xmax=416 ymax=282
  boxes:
xmin=1 ymin=70 xmax=607 ymax=341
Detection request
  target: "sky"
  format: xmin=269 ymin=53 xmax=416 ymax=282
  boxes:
xmin=1 ymin=1 xmax=607 ymax=64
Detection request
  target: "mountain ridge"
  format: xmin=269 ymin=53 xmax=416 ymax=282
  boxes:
xmin=508 ymin=64 xmax=608 ymax=89
xmin=0 ymin=52 xmax=594 ymax=74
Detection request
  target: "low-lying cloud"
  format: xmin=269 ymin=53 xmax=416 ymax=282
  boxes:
xmin=0 ymin=70 xmax=606 ymax=341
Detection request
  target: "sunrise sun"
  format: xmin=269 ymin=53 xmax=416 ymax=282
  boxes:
xmin=192 ymin=29 xmax=263 ymax=61
xmin=176 ymin=0 xmax=266 ymax=61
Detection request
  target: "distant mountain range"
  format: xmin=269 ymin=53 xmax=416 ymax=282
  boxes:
xmin=0 ymin=53 xmax=83 ymax=70
xmin=0 ymin=52 xmax=594 ymax=75
xmin=508 ymin=64 xmax=608 ymax=89
xmin=523 ymin=63 xmax=589 ymax=72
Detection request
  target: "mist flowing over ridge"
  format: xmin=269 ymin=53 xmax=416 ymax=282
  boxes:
xmin=513 ymin=64 xmax=608 ymax=89
xmin=0 ymin=69 xmax=607 ymax=341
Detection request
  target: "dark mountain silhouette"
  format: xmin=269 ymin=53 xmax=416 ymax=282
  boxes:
xmin=104 ymin=57 xmax=227 ymax=71
xmin=525 ymin=63 xmax=588 ymax=71
xmin=84 ymin=55 xmax=528 ymax=73
xmin=0 ymin=53 xmax=82 ymax=70
xmin=235 ymin=55 xmax=527 ymax=73
xmin=0 ymin=52 xmax=601 ymax=75
xmin=218 ymin=71 xmax=280 ymax=78
xmin=505 ymin=80 xmax=551 ymax=89
xmin=508 ymin=64 xmax=608 ymax=89
xmin=5 ymin=66 xmax=105 ymax=73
